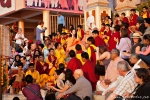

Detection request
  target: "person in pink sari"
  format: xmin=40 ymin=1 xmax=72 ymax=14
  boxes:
xmin=59 ymin=0 xmax=68 ymax=9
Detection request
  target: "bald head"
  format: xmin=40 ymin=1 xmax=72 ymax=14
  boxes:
xmin=74 ymin=69 xmax=83 ymax=80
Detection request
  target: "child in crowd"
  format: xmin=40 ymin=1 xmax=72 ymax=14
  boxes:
xmin=11 ymin=63 xmax=25 ymax=94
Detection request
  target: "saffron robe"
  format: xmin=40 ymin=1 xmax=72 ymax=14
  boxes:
xmin=87 ymin=44 xmax=96 ymax=64
xmin=142 ymin=12 xmax=149 ymax=18
xmin=36 ymin=61 xmax=49 ymax=75
xmin=129 ymin=14 xmax=138 ymax=26
xmin=60 ymin=38 xmax=66 ymax=46
xmin=66 ymin=37 xmax=74 ymax=52
xmin=45 ymin=55 xmax=57 ymax=81
xmin=108 ymin=31 xmax=120 ymax=51
xmin=67 ymin=38 xmax=80 ymax=52
xmin=26 ymin=70 xmax=40 ymax=84
xmin=94 ymin=36 xmax=106 ymax=47
xmin=99 ymin=27 xmax=105 ymax=38
xmin=62 ymin=29 xmax=68 ymax=33
xmin=67 ymin=57 xmax=82 ymax=73
xmin=77 ymin=30 xmax=84 ymax=40
xmin=103 ymin=29 xmax=112 ymax=44
xmin=55 ymin=49 xmax=66 ymax=65
xmin=46 ymin=55 xmax=57 ymax=67
xmin=76 ymin=50 xmax=84 ymax=65
xmin=81 ymin=60 xmax=99 ymax=91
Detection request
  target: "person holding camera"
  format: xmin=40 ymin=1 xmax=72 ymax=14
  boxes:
xmin=36 ymin=21 xmax=47 ymax=44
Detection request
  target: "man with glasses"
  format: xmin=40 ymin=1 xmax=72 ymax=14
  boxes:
xmin=20 ymin=56 xmax=29 ymax=72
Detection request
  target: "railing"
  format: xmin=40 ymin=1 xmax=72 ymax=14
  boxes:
xmin=50 ymin=15 xmax=84 ymax=33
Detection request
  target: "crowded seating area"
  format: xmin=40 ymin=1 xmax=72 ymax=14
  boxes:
xmin=4 ymin=7 xmax=150 ymax=100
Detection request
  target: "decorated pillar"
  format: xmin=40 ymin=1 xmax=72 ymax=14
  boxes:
xmin=43 ymin=10 xmax=50 ymax=36
xmin=0 ymin=25 xmax=10 ymax=96
xmin=0 ymin=25 xmax=2 ymax=99
xmin=115 ymin=0 xmax=137 ymax=16
xmin=18 ymin=19 xmax=24 ymax=34
xmin=84 ymin=0 xmax=111 ymax=30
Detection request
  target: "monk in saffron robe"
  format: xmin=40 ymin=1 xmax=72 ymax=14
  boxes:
xmin=63 ymin=33 xmax=69 ymax=51
xmin=67 ymin=50 xmax=82 ymax=73
xmin=26 ymin=63 xmax=40 ymax=84
xmin=75 ymin=44 xmax=84 ymax=65
xmin=114 ymin=14 xmax=119 ymax=25
xmin=62 ymin=26 xmax=68 ymax=33
xmin=60 ymin=33 xmax=68 ymax=51
xmin=36 ymin=56 xmax=49 ymax=75
xmin=60 ymin=33 xmax=66 ymax=46
xmin=54 ymin=42 xmax=66 ymax=66
xmin=121 ymin=13 xmax=129 ymax=24
xmin=102 ymin=24 xmax=112 ymax=45
xmin=56 ymin=34 xmax=61 ymax=42
xmin=81 ymin=52 xmax=99 ymax=91
xmin=36 ymin=55 xmax=50 ymax=87
xmin=129 ymin=9 xmax=138 ymax=26
xmin=141 ymin=6 xmax=149 ymax=18
xmin=45 ymin=48 xmax=57 ymax=78
xmin=108 ymin=25 xmax=121 ymax=51
xmin=66 ymin=34 xmax=74 ymax=52
xmin=77 ymin=25 xmax=84 ymax=40
xmin=87 ymin=36 xmax=97 ymax=64
xmin=92 ymin=30 xmax=106 ymax=47
xmin=99 ymin=23 xmax=105 ymax=38
xmin=46 ymin=48 xmax=57 ymax=67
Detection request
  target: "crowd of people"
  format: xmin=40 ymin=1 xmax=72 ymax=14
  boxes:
xmin=7 ymin=7 xmax=150 ymax=100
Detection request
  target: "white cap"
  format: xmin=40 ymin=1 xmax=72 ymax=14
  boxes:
xmin=24 ymin=38 xmax=28 ymax=41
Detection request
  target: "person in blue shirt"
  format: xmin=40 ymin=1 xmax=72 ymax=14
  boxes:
xmin=58 ymin=12 xmax=65 ymax=33
xmin=36 ymin=21 xmax=47 ymax=44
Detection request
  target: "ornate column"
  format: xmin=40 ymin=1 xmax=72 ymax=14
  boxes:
xmin=43 ymin=10 xmax=50 ymax=36
xmin=84 ymin=0 xmax=111 ymax=30
xmin=0 ymin=25 xmax=2 ymax=99
xmin=115 ymin=0 xmax=137 ymax=16
xmin=18 ymin=19 xmax=24 ymax=34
